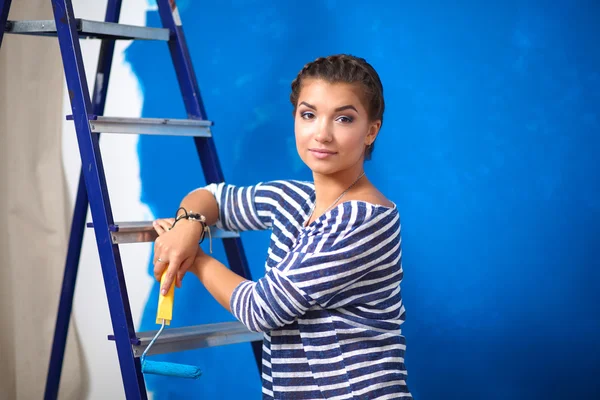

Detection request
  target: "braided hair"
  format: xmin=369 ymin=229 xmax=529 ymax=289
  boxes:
xmin=290 ymin=54 xmax=385 ymax=160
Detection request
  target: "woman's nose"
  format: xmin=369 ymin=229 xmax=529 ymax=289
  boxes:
xmin=314 ymin=120 xmax=333 ymax=143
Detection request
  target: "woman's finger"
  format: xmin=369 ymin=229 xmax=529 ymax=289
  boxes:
xmin=159 ymin=218 xmax=175 ymax=230
xmin=176 ymin=257 xmax=194 ymax=288
xmin=161 ymin=261 xmax=180 ymax=295
xmin=153 ymin=219 xmax=174 ymax=235
xmin=152 ymin=237 xmax=165 ymax=264
xmin=153 ymin=221 xmax=166 ymax=235
xmin=159 ymin=250 xmax=184 ymax=294
xmin=153 ymin=258 xmax=168 ymax=282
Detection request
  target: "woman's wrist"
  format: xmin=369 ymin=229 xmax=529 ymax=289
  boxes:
xmin=174 ymin=217 xmax=203 ymax=230
xmin=172 ymin=207 xmax=211 ymax=244
xmin=171 ymin=217 xmax=204 ymax=241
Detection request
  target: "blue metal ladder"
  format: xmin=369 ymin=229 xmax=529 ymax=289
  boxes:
xmin=0 ymin=1 xmax=262 ymax=399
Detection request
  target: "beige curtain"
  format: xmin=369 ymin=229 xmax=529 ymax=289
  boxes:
xmin=0 ymin=1 xmax=85 ymax=399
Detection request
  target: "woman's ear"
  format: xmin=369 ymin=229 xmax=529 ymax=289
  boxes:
xmin=365 ymin=120 xmax=381 ymax=145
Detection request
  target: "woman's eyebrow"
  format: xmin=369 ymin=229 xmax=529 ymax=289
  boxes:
xmin=299 ymin=101 xmax=316 ymax=109
xmin=334 ymin=105 xmax=358 ymax=113
xmin=299 ymin=102 xmax=358 ymax=113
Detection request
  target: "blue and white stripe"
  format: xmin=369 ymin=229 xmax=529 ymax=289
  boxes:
xmin=205 ymin=180 xmax=412 ymax=399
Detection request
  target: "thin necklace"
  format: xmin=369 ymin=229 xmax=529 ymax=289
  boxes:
xmin=307 ymin=171 xmax=366 ymax=224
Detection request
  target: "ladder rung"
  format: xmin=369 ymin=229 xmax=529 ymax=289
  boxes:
xmin=5 ymin=19 xmax=169 ymax=41
xmin=107 ymin=321 xmax=263 ymax=357
xmin=67 ymin=115 xmax=213 ymax=137
xmin=86 ymin=221 xmax=239 ymax=244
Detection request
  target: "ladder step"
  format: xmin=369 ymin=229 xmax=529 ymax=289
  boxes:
xmin=108 ymin=321 xmax=263 ymax=357
xmin=87 ymin=221 xmax=239 ymax=244
xmin=66 ymin=115 xmax=213 ymax=137
xmin=5 ymin=19 xmax=169 ymax=41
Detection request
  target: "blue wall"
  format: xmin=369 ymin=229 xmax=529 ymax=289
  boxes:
xmin=126 ymin=1 xmax=599 ymax=398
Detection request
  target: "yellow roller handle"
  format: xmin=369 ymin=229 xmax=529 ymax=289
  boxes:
xmin=156 ymin=271 xmax=174 ymax=325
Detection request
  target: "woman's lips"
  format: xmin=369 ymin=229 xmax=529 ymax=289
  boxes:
xmin=309 ymin=149 xmax=337 ymax=159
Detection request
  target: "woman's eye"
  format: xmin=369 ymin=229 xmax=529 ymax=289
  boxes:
xmin=301 ymin=111 xmax=315 ymax=120
xmin=337 ymin=116 xmax=353 ymax=123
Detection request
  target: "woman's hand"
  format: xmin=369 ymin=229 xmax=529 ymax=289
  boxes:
xmin=153 ymin=218 xmax=174 ymax=236
xmin=152 ymin=218 xmax=204 ymax=294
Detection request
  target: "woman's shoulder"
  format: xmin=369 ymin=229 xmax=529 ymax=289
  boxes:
xmin=334 ymin=188 xmax=397 ymax=221
xmin=307 ymin=200 xmax=399 ymax=251
xmin=347 ymin=186 xmax=395 ymax=209
xmin=315 ymin=198 xmax=398 ymax=234
xmin=337 ymin=198 xmax=398 ymax=221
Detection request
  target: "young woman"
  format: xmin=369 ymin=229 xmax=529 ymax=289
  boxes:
xmin=152 ymin=54 xmax=412 ymax=399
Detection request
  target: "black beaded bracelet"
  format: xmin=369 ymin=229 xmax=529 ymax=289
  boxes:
xmin=171 ymin=207 xmax=209 ymax=245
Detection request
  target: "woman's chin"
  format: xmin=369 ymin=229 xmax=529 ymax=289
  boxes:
xmin=309 ymin=166 xmax=349 ymax=178
xmin=303 ymin=159 xmax=338 ymax=175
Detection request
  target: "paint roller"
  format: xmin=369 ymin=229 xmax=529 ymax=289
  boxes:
xmin=140 ymin=271 xmax=202 ymax=379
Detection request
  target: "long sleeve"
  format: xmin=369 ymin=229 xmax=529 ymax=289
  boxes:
xmin=204 ymin=180 xmax=312 ymax=232
xmin=229 ymin=201 xmax=402 ymax=332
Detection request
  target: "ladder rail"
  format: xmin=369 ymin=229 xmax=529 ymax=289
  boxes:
xmin=155 ymin=0 xmax=263 ymax=370
xmin=44 ymin=173 xmax=87 ymax=400
xmin=49 ymin=0 xmax=147 ymax=399
xmin=45 ymin=0 xmax=133 ymax=398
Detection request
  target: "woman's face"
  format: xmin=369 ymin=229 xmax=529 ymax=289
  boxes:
xmin=294 ymin=78 xmax=380 ymax=177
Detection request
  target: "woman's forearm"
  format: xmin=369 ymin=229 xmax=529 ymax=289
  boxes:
xmin=191 ymin=253 xmax=248 ymax=312
xmin=179 ymin=188 xmax=220 ymax=226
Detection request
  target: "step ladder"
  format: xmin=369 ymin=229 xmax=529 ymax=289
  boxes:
xmin=0 ymin=1 xmax=263 ymax=399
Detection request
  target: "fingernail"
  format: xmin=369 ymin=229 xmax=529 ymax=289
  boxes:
xmin=161 ymin=288 xmax=166 ymax=295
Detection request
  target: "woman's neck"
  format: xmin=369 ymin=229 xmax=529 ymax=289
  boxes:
xmin=308 ymin=165 xmax=367 ymax=223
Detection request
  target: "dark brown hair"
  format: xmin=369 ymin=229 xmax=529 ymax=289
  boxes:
xmin=290 ymin=54 xmax=385 ymax=160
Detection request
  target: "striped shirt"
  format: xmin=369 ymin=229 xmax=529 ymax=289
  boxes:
xmin=205 ymin=180 xmax=412 ymax=399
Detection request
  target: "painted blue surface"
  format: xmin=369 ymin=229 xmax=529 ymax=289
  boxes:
xmin=126 ymin=1 xmax=599 ymax=398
